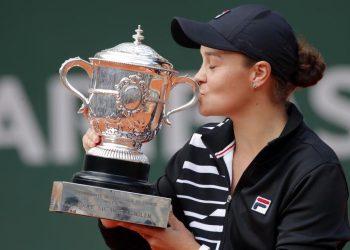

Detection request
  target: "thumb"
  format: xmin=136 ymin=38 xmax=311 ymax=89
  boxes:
xmin=168 ymin=211 xmax=183 ymax=230
xmin=100 ymin=219 xmax=123 ymax=229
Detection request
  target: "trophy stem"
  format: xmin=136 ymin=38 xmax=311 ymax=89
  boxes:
xmin=87 ymin=139 xmax=149 ymax=164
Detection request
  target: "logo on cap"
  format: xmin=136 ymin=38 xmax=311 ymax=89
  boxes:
xmin=214 ymin=9 xmax=231 ymax=19
xmin=251 ymin=196 xmax=271 ymax=215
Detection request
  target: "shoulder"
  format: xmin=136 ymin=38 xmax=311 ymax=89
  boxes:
xmin=278 ymin=123 xmax=348 ymax=200
xmin=267 ymin=121 xmax=346 ymax=197
xmin=292 ymin=123 xmax=340 ymax=167
xmin=282 ymin=103 xmax=339 ymax=166
xmin=278 ymin=127 xmax=348 ymax=216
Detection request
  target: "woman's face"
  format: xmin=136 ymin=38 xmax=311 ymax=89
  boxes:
xmin=194 ymin=46 xmax=255 ymax=117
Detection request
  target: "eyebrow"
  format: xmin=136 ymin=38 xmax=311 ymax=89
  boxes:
xmin=203 ymin=51 xmax=223 ymax=58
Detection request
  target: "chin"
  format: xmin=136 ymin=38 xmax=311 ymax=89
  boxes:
xmin=198 ymin=106 xmax=214 ymax=117
xmin=199 ymin=105 xmax=228 ymax=117
xmin=199 ymin=100 xmax=222 ymax=117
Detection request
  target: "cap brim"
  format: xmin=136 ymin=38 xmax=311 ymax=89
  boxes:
xmin=171 ymin=17 xmax=236 ymax=51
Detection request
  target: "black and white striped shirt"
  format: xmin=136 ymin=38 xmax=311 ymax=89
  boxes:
xmin=163 ymin=119 xmax=235 ymax=250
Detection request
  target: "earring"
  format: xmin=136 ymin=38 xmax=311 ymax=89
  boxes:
xmin=251 ymin=82 xmax=257 ymax=89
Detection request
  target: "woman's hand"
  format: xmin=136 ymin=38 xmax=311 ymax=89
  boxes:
xmin=82 ymin=127 xmax=101 ymax=152
xmin=101 ymin=212 xmax=200 ymax=250
xmin=80 ymin=106 xmax=101 ymax=152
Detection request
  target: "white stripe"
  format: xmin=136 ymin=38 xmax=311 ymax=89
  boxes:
xmin=189 ymin=221 xmax=223 ymax=232
xmin=209 ymin=209 xmax=226 ymax=217
xmin=223 ymin=151 xmax=233 ymax=185
xmin=176 ymin=195 xmax=226 ymax=205
xmin=176 ymin=179 xmax=228 ymax=191
xmin=183 ymin=161 xmax=219 ymax=175
xmin=202 ymin=126 xmax=215 ymax=130
xmin=195 ymin=237 xmax=221 ymax=250
xmin=189 ymin=133 xmax=206 ymax=148
xmin=184 ymin=209 xmax=226 ymax=220
xmin=184 ymin=211 xmax=207 ymax=219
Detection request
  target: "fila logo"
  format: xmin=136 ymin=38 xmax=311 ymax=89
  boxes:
xmin=251 ymin=196 xmax=271 ymax=215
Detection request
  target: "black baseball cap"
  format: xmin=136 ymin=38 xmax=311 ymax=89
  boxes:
xmin=171 ymin=4 xmax=298 ymax=82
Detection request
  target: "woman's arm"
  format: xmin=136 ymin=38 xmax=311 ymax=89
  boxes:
xmin=99 ymin=220 xmax=151 ymax=250
xmin=101 ymin=212 xmax=200 ymax=250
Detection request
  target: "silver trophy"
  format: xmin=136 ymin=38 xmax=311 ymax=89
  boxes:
xmin=49 ymin=25 xmax=199 ymax=228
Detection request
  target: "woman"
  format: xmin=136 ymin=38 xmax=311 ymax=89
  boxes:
xmin=83 ymin=4 xmax=350 ymax=250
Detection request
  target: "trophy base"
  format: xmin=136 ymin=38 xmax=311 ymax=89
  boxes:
xmin=73 ymin=155 xmax=154 ymax=194
xmin=49 ymin=181 xmax=171 ymax=228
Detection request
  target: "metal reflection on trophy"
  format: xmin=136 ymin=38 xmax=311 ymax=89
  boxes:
xmin=49 ymin=25 xmax=199 ymax=228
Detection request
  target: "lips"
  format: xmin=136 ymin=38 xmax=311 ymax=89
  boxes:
xmin=199 ymin=85 xmax=207 ymax=95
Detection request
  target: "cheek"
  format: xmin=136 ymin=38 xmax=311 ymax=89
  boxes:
xmin=212 ymin=69 xmax=250 ymax=96
xmin=205 ymin=71 xmax=252 ymax=112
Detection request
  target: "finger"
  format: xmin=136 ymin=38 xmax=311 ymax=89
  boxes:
xmin=82 ymin=133 xmax=99 ymax=152
xmin=168 ymin=211 xmax=183 ymax=229
xmin=86 ymin=128 xmax=94 ymax=138
xmin=93 ymin=134 xmax=101 ymax=144
xmin=87 ymin=138 xmax=97 ymax=148
xmin=82 ymin=135 xmax=89 ymax=152
xmin=87 ymin=128 xmax=101 ymax=144
xmin=85 ymin=128 xmax=100 ymax=145
xmin=82 ymin=134 xmax=92 ymax=149
xmin=120 ymin=222 xmax=163 ymax=236
xmin=100 ymin=219 xmax=123 ymax=229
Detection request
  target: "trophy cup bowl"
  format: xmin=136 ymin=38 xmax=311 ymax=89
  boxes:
xmin=49 ymin=25 xmax=199 ymax=228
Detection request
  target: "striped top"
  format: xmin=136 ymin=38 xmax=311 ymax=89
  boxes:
xmin=169 ymin=119 xmax=235 ymax=250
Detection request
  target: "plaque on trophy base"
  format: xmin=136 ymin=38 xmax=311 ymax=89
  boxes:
xmin=50 ymin=182 xmax=171 ymax=228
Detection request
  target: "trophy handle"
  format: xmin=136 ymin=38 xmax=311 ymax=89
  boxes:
xmin=59 ymin=57 xmax=93 ymax=108
xmin=164 ymin=75 xmax=199 ymax=125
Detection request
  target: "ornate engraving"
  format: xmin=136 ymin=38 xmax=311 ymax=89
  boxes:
xmin=115 ymin=73 xmax=150 ymax=117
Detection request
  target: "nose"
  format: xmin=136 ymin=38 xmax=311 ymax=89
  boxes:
xmin=194 ymin=65 xmax=206 ymax=85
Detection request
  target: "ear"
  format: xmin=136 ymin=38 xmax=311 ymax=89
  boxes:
xmin=250 ymin=61 xmax=272 ymax=89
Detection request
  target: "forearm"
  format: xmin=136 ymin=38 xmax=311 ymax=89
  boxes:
xmin=98 ymin=220 xmax=151 ymax=250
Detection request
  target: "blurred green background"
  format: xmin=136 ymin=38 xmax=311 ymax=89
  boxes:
xmin=0 ymin=0 xmax=349 ymax=249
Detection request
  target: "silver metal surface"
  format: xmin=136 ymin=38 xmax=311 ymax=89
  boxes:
xmin=59 ymin=25 xmax=199 ymax=163
xmin=132 ymin=25 xmax=144 ymax=45
xmin=87 ymin=142 xmax=150 ymax=164
xmin=50 ymin=181 xmax=171 ymax=228
xmin=94 ymin=25 xmax=173 ymax=71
